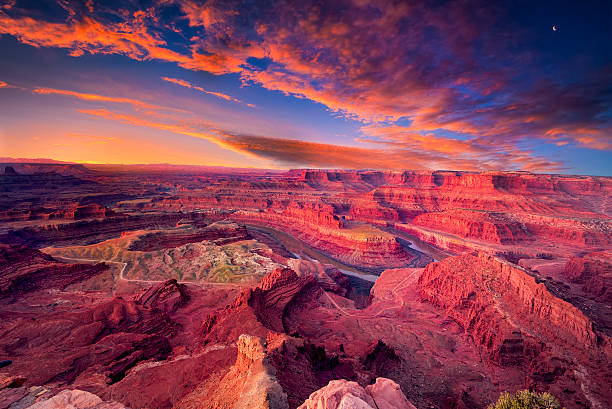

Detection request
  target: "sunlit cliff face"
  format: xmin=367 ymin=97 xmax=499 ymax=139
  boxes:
xmin=0 ymin=0 xmax=610 ymax=174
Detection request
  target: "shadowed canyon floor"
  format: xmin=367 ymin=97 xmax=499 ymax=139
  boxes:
xmin=0 ymin=165 xmax=610 ymax=409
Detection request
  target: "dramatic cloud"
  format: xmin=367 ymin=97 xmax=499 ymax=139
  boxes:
xmin=0 ymin=80 xmax=7 ymax=88
xmin=79 ymin=107 xmax=563 ymax=171
xmin=1 ymin=0 xmax=609 ymax=171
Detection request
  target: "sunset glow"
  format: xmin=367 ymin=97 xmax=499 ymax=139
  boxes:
xmin=0 ymin=0 xmax=610 ymax=174
xmin=1 ymin=2 xmax=611 ymax=407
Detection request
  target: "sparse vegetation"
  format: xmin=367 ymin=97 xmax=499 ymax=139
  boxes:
xmin=488 ymin=390 xmax=563 ymax=409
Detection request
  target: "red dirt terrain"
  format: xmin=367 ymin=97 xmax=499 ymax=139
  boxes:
xmin=0 ymin=164 xmax=610 ymax=409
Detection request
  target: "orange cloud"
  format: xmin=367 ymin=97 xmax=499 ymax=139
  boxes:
xmin=0 ymin=80 xmax=7 ymax=88
xmin=161 ymin=76 xmax=253 ymax=106
xmin=77 ymin=108 xmax=227 ymax=146
xmin=358 ymin=123 xmax=564 ymax=172
xmin=78 ymin=107 xmax=563 ymax=172
xmin=161 ymin=77 xmax=192 ymax=88
xmin=32 ymin=87 xmax=185 ymax=112
xmin=0 ymin=11 xmax=244 ymax=75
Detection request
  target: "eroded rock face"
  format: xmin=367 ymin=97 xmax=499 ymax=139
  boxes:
xmin=412 ymin=210 xmax=530 ymax=244
xmin=0 ymin=245 xmax=107 ymax=299
xmin=365 ymin=378 xmax=417 ymax=409
xmin=135 ymin=279 xmax=189 ymax=313
xmin=0 ymin=292 xmax=176 ymax=387
xmin=297 ymin=378 xmax=415 ymax=409
xmin=202 ymin=268 xmax=319 ymax=342
xmin=418 ymin=252 xmax=612 ymax=407
xmin=174 ymin=334 xmax=288 ymax=409
xmin=1 ymin=167 xmax=611 ymax=409
xmin=565 ymin=251 xmax=612 ymax=303
xmin=128 ymin=221 xmax=249 ymax=251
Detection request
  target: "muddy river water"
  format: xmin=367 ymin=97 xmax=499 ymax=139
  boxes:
xmin=245 ymin=223 xmax=445 ymax=283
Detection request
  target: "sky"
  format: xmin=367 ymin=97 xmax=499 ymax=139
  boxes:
xmin=0 ymin=0 xmax=610 ymax=174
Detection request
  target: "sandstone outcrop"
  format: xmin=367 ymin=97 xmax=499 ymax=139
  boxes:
xmin=412 ymin=210 xmax=530 ymax=244
xmin=0 ymin=245 xmax=107 ymax=299
xmin=0 ymin=372 xmax=26 ymax=388
xmin=419 ymin=253 xmax=603 ymax=361
xmin=128 ymin=221 xmax=249 ymax=251
xmin=202 ymin=268 xmax=318 ymax=342
xmin=564 ymin=251 xmax=612 ymax=303
xmin=25 ymin=389 xmax=127 ymax=409
xmin=0 ymin=293 xmax=176 ymax=386
xmin=297 ymin=378 xmax=415 ymax=409
xmin=418 ymin=253 xmax=612 ymax=407
xmin=135 ymin=279 xmax=189 ymax=313
xmin=174 ymin=334 xmax=288 ymax=409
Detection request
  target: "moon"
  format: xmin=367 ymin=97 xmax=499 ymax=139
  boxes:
xmin=553 ymin=25 xmax=557 ymax=31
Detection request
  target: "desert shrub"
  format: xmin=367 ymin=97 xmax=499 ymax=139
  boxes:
xmin=488 ymin=390 xmax=563 ymax=409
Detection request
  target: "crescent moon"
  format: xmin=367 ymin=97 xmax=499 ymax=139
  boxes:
xmin=553 ymin=26 xmax=557 ymax=31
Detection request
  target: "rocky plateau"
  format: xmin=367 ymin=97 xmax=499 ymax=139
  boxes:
xmin=0 ymin=164 xmax=610 ymax=409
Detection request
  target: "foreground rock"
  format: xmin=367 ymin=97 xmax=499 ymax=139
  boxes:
xmin=26 ymin=389 xmax=127 ymax=409
xmin=0 ymin=375 xmax=126 ymax=409
xmin=297 ymin=378 xmax=415 ymax=409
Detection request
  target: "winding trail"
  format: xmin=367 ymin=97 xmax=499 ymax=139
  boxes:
xmin=52 ymin=255 xmax=243 ymax=288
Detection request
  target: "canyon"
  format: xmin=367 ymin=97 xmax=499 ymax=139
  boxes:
xmin=0 ymin=164 xmax=610 ymax=409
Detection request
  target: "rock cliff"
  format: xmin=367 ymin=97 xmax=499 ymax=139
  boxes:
xmin=419 ymin=253 xmax=612 ymax=407
xmin=174 ymin=334 xmax=288 ymax=409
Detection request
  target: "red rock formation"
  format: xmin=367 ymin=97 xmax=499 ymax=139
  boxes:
xmin=265 ymin=334 xmax=357 ymax=408
xmin=128 ymin=221 xmax=249 ymax=251
xmin=420 ymin=253 xmax=602 ymax=359
xmin=0 ymin=245 xmax=107 ymax=299
xmin=565 ymin=251 xmax=612 ymax=303
xmin=419 ymin=253 xmax=612 ymax=407
xmin=135 ymin=279 xmax=190 ymax=314
xmin=202 ymin=268 xmax=318 ymax=342
xmin=174 ymin=334 xmax=289 ymax=409
xmin=412 ymin=210 xmax=530 ymax=244
xmin=0 ymin=295 xmax=175 ymax=386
